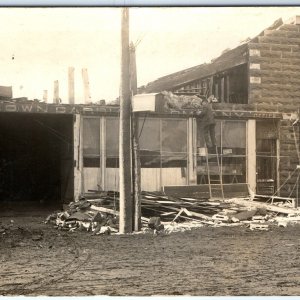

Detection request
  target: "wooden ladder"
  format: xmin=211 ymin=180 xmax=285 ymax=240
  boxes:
xmin=205 ymin=145 xmax=224 ymax=199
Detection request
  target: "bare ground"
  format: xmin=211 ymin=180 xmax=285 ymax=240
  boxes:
xmin=0 ymin=210 xmax=300 ymax=296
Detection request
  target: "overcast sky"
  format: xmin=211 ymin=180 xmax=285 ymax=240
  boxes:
xmin=0 ymin=7 xmax=300 ymax=103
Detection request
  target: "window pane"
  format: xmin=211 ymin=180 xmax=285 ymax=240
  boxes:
xmin=83 ymin=118 xmax=100 ymax=156
xmin=222 ymin=121 xmax=246 ymax=149
xmin=106 ymin=117 xmax=119 ymax=157
xmin=139 ymin=118 xmax=160 ymax=168
xmin=138 ymin=118 xmax=160 ymax=152
xmin=162 ymin=119 xmax=187 ymax=154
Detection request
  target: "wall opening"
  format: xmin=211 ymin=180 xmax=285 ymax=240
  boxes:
xmin=0 ymin=113 xmax=74 ymax=208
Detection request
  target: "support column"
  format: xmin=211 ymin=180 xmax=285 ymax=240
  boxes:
xmin=188 ymin=117 xmax=197 ymax=185
xmin=247 ymin=119 xmax=256 ymax=193
xmin=74 ymin=114 xmax=83 ymax=201
xmin=119 ymin=8 xmax=132 ymax=234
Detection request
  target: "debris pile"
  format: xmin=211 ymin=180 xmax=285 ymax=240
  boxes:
xmin=161 ymin=91 xmax=218 ymax=110
xmin=46 ymin=191 xmax=300 ymax=234
xmin=46 ymin=198 xmax=119 ymax=235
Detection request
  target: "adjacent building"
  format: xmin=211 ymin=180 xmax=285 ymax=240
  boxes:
xmin=0 ymin=16 xmax=300 ymax=207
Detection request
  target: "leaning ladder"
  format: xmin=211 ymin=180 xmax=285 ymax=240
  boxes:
xmin=205 ymin=145 xmax=225 ymax=199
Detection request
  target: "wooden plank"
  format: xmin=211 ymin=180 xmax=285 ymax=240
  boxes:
xmin=90 ymin=205 xmax=119 ymax=215
xmin=225 ymin=198 xmax=297 ymax=215
xmin=163 ymin=183 xmax=249 ymax=199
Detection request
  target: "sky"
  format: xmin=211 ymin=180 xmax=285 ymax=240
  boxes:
xmin=0 ymin=7 xmax=300 ymax=103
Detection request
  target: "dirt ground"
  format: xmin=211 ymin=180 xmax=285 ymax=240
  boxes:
xmin=0 ymin=208 xmax=300 ymax=296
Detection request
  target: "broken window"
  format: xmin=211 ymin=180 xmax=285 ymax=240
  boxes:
xmin=213 ymin=64 xmax=248 ymax=104
xmin=138 ymin=117 xmax=188 ymax=188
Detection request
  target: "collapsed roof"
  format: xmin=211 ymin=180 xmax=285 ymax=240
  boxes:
xmin=140 ymin=18 xmax=284 ymax=94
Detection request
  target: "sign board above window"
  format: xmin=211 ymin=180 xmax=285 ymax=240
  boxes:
xmin=132 ymin=93 xmax=166 ymax=113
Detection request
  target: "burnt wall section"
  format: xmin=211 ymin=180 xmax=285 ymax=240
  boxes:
xmin=248 ymin=22 xmax=300 ymax=198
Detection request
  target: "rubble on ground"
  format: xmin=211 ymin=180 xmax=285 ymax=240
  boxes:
xmin=45 ymin=191 xmax=300 ymax=235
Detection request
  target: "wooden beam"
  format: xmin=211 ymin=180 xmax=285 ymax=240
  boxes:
xmin=68 ymin=66 xmax=75 ymax=104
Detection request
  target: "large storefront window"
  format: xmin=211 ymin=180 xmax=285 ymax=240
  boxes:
xmin=106 ymin=118 xmax=119 ymax=168
xmin=197 ymin=120 xmax=246 ymax=184
xmin=138 ymin=117 xmax=188 ymax=189
xmin=83 ymin=117 xmax=100 ymax=167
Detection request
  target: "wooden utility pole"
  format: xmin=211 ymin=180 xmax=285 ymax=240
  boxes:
xmin=81 ymin=68 xmax=92 ymax=104
xmin=130 ymin=42 xmax=142 ymax=231
xmin=53 ymin=80 xmax=59 ymax=104
xmin=119 ymin=8 xmax=132 ymax=234
xmin=68 ymin=67 xmax=75 ymax=104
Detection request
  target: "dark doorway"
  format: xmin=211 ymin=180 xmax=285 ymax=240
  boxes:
xmin=0 ymin=113 xmax=74 ymax=208
xmin=256 ymin=120 xmax=278 ymax=195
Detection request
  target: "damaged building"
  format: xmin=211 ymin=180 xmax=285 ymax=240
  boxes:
xmin=1 ymin=16 xmax=300 ymax=209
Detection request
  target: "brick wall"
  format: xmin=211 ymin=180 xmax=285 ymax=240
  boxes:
xmin=248 ymin=22 xmax=300 ymax=198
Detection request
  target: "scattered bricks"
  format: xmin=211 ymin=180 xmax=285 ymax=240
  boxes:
xmin=249 ymin=223 xmax=269 ymax=231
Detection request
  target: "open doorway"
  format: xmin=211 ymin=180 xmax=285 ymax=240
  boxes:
xmin=0 ymin=112 xmax=74 ymax=209
xmin=256 ymin=121 xmax=278 ymax=195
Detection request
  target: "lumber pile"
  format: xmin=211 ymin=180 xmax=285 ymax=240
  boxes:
xmin=45 ymin=191 xmax=300 ymax=234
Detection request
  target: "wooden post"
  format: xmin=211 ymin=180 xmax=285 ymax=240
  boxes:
xmin=43 ymin=90 xmax=48 ymax=103
xmin=81 ymin=68 xmax=92 ymax=104
xmin=226 ymin=75 xmax=230 ymax=103
xmin=74 ymin=114 xmax=83 ymax=201
xmin=130 ymin=42 xmax=141 ymax=232
xmin=53 ymin=80 xmax=59 ymax=104
xmin=247 ymin=120 xmax=256 ymax=193
xmin=68 ymin=67 xmax=75 ymax=104
xmin=221 ymin=77 xmax=225 ymax=103
xmin=188 ymin=117 xmax=197 ymax=185
xmin=119 ymin=8 xmax=132 ymax=234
